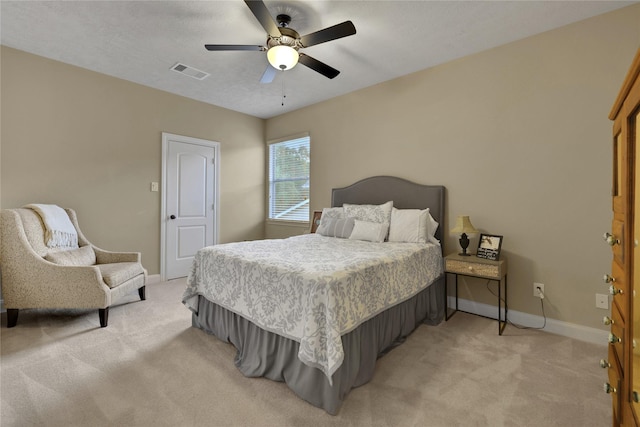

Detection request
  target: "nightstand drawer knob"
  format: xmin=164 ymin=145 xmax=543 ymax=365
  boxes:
xmin=600 ymin=359 xmax=611 ymax=369
xmin=603 ymin=316 xmax=614 ymax=325
xmin=608 ymin=332 xmax=621 ymax=344
xmin=604 ymin=382 xmax=617 ymax=394
xmin=609 ymin=285 xmax=623 ymax=296
xmin=468 ymin=266 xmax=473 ymax=271
xmin=603 ymin=274 xmax=616 ymax=283
xmin=604 ymin=232 xmax=620 ymax=246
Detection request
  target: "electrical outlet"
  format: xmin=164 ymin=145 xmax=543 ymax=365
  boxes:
xmin=151 ymin=182 xmax=159 ymax=192
xmin=533 ymin=282 xmax=545 ymax=298
xmin=596 ymin=293 xmax=609 ymax=309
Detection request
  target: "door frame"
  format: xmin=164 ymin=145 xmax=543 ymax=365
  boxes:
xmin=160 ymin=132 xmax=220 ymax=281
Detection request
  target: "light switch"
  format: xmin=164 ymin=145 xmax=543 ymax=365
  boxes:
xmin=151 ymin=182 xmax=159 ymax=192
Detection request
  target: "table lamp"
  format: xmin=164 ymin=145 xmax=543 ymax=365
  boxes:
xmin=451 ymin=215 xmax=478 ymax=256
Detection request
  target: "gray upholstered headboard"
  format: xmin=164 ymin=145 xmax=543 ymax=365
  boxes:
xmin=331 ymin=176 xmax=446 ymax=247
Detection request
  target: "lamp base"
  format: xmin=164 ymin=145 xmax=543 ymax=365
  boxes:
xmin=458 ymin=233 xmax=471 ymax=256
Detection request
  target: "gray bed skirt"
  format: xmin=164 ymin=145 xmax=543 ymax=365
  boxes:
xmin=192 ymin=275 xmax=445 ymax=415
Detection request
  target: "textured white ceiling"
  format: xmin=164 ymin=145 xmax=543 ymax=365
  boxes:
xmin=1 ymin=1 xmax=635 ymax=119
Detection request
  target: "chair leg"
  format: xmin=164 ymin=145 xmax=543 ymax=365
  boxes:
xmin=99 ymin=308 xmax=109 ymax=327
xmin=7 ymin=309 xmax=19 ymax=328
xmin=138 ymin=286 xmax=146 ymax=301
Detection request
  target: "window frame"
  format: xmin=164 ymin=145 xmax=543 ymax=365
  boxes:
xmin=266 ymin=133 xmax=310 ymax=224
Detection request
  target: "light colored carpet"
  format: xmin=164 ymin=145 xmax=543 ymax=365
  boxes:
xmin=1 ymin=279 xmax=610 ymax=426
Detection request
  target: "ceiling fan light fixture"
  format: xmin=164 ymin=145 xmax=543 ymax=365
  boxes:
xmin=267 ymin=45 xmax=299 ymax=71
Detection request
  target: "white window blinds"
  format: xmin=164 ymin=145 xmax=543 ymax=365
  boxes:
xmin=268 ymin=136 xmax=310 ymax=222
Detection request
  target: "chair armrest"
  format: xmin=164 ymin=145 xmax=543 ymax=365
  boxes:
xmin=2 ymin=253 xmax=110 ymax=309
xmin=93 ymin=247 xmax=141 ymax=264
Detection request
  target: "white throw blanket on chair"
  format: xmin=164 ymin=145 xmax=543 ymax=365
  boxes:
xmin=25 ymin=204 xmax=79 ymax=248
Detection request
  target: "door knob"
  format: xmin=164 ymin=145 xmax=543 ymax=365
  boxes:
xmin=170 ymin=215 xmax=176 ymax=220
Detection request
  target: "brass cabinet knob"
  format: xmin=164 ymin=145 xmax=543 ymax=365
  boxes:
xmin=600 ymin=359 xmax=611 ymax=369
xmin=609 ymin=285 xmax=623 ymax=296
xmin=603 ymin=316 xmax=614 ymax=326
xmin=604 ymin=382 xmax=617 ymax=394
xmin=604 ymin=274 xmax=616 ymax=283
xmin=609 ymin=333 xmax=622 ymax=344
xmin=604 ymin=232 xmax=620 ymax=246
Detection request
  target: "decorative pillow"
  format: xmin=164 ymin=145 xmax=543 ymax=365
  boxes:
xmin=318 ymin=207 xmax=344 ymax=231
xmin=317 ymin=218 xmax=355 ymax=238
xmin=45 ymin=245 xmax=96 ymax=266
xmin=348 ymin=220 xmax=389 ymax=243
xmin=388 ymin=207 xmax=430 ymax=243
xmin=343 ymin=201 xmax=393 ymax=224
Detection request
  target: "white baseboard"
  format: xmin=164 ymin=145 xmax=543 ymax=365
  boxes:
xmin=449 ymin=296 xmax=608 ymax=346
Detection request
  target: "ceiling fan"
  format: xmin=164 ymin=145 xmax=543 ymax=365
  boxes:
xmin=205 ymin=0 xmax=356 ymax=83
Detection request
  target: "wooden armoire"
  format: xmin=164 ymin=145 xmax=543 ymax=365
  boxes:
xmin=605 ymin=47 xmax=640 ymax=427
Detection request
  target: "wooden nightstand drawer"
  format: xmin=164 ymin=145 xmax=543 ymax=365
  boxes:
xmin=444 ymin=254 xmax=506 ymax=280
xmin=446 ymin=259 xmax=499 ymax=279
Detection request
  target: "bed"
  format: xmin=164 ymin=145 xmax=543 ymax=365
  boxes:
xmin=182 ymin=176 xmax=446 ymax=414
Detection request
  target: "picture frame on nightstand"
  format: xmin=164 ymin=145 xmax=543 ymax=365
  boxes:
xmin=309 ymin=210 xmax=322 ymax=233
xmin=476 ymin=234 xmax=503 ymax=260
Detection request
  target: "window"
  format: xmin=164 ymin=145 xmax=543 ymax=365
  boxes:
xmin=268 ymin=135 xmax=310 ymax=222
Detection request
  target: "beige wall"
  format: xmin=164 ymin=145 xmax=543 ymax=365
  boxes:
xmin=266 ymin=5 xmax=640 ymax=330
xmin=1 ymin=46 xmax=265 ymax=275
xmin=2 ymin=5 xmax=639 ymax=330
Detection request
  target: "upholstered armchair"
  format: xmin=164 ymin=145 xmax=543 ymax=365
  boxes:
xmin=0 ymin=207 xmax=146 ymax=327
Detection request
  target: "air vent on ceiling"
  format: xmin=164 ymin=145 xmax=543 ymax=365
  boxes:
xmin=170 ymin=63 xmax=210 ymax=80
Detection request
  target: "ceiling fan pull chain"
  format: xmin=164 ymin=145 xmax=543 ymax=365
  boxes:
xmin=282 ymin=78 xmax=286 ymax=106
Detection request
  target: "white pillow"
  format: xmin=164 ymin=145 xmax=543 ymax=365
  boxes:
xmin=388 ymin=207 xmax=440 ymax=245
xmin=425 ymin=212 xmax=439 ymax=245
xmin=317 ymin=218 xmax=355 ymax=238
xmin=343 ymin=201 xmax=393 ymax=224
xmin=388 ymin=207 xmax=429 ymax=243
xmin=349 ymin=220 xmax=389 ymax=243
xmin=318 ymin=207 xmax=344 ymax=230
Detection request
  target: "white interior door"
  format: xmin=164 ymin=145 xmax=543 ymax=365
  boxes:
xmin=162 ymin=133 xmax=219 ymax=280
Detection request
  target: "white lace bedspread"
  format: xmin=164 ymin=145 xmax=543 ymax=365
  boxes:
xmin=182 ymin=234 xmax=443 ymax=383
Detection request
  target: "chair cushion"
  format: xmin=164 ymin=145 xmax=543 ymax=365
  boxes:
xmin=97 ymin=262 xmax=145 ymax=288
xmin=45 ymin=245 xmax=96 ymax=266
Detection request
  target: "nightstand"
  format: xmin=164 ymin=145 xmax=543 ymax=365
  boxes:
xmin=444 ymin=252 xmax=508 ymax=335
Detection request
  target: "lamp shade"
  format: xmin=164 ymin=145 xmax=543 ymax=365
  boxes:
xmin=450 ymin=215 xmax=478 ymax=234
xmin=267 ymin=45 xmax=299 ymax=71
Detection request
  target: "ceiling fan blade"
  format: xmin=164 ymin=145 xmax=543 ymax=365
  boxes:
xmin=260 ymin=65 xmax=277 ymax=84
xmin=205 ymin=44 xmax=265 ymax=51
xmin=300 ymin=21 xmax=356 ymax=48
xmin=244 ymin=0 xmax=281 ymax=37
xmin=298 ymin=53 xmax=340 ymax=79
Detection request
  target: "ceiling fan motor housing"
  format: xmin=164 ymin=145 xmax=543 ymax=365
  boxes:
xmin=267 ymin=27 xmax=301 ymax=50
